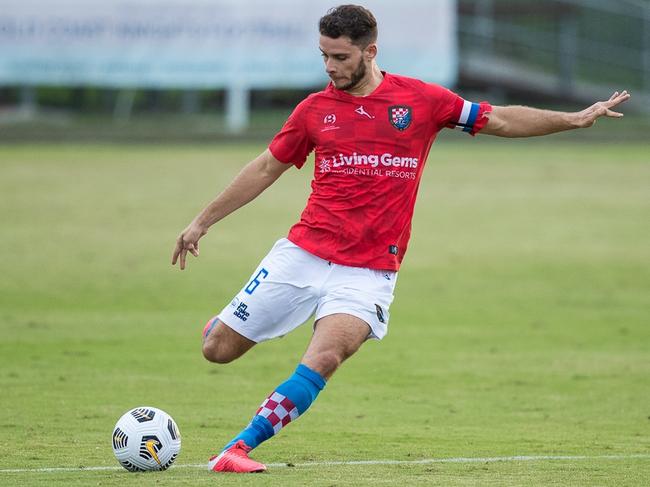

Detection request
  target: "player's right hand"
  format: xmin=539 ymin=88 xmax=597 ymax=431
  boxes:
xmin=172 ymin=222 xmax=207 ymax=270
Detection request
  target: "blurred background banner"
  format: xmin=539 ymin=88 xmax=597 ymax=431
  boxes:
xmin=0 ymin=0 xmax=457 ymax=88
xmin=0 ymin=0 xmax=647 ymax=138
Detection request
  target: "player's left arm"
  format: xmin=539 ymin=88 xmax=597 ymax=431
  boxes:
xmin=481 ymin=91 xmax=631 ymax=138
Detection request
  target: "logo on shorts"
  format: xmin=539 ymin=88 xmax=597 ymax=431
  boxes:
xmin=389 ymin=105 xmax=412 ymax=131
xmin=375 ymin=304 xmax=385 ymax=324
xmin=234 ymin=302 xmax=250 ymax=321
xmin=389 ymin=245 xmax=399 ymax=255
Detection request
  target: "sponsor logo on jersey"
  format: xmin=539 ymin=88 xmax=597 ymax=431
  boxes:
xmin=321 ymin=113 xmax=340 ymax=132
xmin=319 ymin=159 xmax=332 ymax=173
xmin=321 ymin=152 xmax=418 ymax=170
xmin=355 ymin=105 xmax=375 ymax=119
xmin=389 ymin=105 xmax=412 ymax=131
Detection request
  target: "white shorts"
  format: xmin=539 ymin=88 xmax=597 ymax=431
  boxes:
xmin=216 ymin=238 xmax=398 ymax=343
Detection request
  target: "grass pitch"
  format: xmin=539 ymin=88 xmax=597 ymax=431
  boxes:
xmin=0 ymin=139 xmax=648 ymax=486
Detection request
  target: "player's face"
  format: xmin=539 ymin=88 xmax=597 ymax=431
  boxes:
xmin=319 ymin=35 xmax=372 ymax=92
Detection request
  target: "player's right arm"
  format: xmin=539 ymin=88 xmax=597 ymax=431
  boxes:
xmin=172 ymin=149 xmax=291 ymax=270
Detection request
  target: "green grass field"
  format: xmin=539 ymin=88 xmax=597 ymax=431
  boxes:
xmin=1 ymin=138 xmax=649 ymax=486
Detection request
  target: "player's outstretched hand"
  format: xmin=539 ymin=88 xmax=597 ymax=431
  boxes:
xmin=172 ymin=222 xmax=207 ymax=270
xmin=574 ymin=91 xmax=631 ymax=128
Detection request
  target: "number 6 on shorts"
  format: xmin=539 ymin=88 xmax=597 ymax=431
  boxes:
xmin=245 ymin=268 xmax=269 ymax=295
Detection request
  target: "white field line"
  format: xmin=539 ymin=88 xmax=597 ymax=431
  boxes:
xmin=1 ymin=454 xmax=649 ymax=474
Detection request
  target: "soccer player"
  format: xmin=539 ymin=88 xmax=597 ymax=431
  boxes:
xmin=171 ymin=5 xmax=630 ymax=473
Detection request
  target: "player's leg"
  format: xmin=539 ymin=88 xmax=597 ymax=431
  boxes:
xmin=238 ymin=266 xmax=397 ymax=452
xmin=208 ymin=240 xmax=327 ymax=472
xmin=202 ymin=317 xmax=256 ymax=364
xmin=211 ymin=262 xmax=397 ymax=473
xmin=211 ymin=313 xmax=370 ymax=473
xmin=237 ymin=314 xmax=369 ymax=445
xmin=300 ymin=313 xmax=371 ymax=379
xmin=201 ymin=239 xmax=318 ymax=366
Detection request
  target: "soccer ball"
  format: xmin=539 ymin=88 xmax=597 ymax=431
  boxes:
xmin=111 ymin=406 xmax=181 ymax=472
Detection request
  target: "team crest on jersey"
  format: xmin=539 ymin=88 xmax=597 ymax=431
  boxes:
xmin=389 ymin=105 xmax=412 ymax=131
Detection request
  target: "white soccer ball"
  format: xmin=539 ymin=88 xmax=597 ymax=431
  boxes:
xmin=111 ymin=406 xmax=181 ymax=472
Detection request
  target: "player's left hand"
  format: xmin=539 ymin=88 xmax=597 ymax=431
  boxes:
xmin=573 ymin=91 xmax=631 ymax=128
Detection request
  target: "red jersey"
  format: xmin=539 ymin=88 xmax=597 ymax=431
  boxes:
xmin=269 ymin=72 xmax=491 ymax=271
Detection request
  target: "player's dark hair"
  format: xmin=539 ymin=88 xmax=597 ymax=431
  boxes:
xmin=319 ymin=5 xmax=378 ymax=48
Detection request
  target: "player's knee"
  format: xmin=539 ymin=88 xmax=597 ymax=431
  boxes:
xmin=201 ymin=339 xmax=237 ymax=364
xmin=202 ymin=322 xmax=236 ymax=364
xmin=202 ymin=320 xmax=253 ymax=364
xmin=201 ymin=316 xmax=256 ymax=364
xmin=202 ymin=346 xmax=235 ymax=364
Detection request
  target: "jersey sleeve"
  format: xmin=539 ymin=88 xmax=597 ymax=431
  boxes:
xmin=268 ymin=98 xmax=314 ymax=169
xmin=427 ymin=84 xmax=492 ymax=136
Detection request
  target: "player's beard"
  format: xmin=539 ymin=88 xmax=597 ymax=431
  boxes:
xmin=338 ymin=58 xmax=367 ymax=92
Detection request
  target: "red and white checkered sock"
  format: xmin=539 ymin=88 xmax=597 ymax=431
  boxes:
xmin=223 ymin=364 xmax=326 ymax=450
